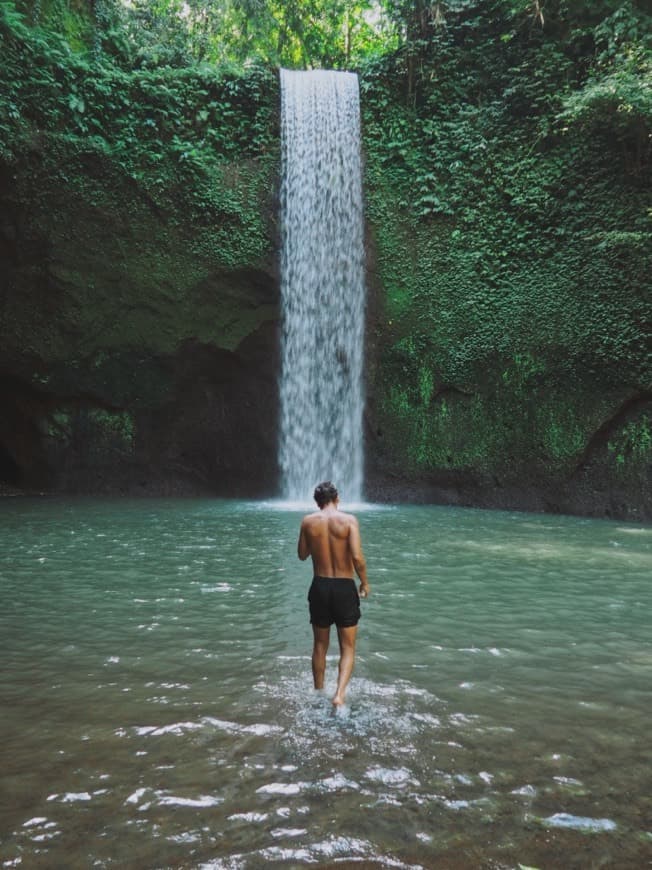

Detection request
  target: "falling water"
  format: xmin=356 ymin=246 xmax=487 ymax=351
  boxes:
xmin=279 ymin=68 xmax=366 ymax=502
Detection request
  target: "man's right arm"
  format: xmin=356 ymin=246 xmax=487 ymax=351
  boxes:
xmin=297 ymin=520 xmax=310 ymax=561
xmin=349 ymin=517 xmax=370 ymax=598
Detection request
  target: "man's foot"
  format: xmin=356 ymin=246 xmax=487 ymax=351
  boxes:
xmin=331 ymin=693 xmax=345 ymax=707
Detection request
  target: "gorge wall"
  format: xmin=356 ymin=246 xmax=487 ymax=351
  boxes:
xmin=359 ymin=40 xmax=651 ymax=521
xmin=0 ymin=152 xmax=281 ymax=495
xmin=0 ymin=32 xmax=281 ymax=496
xmin=0 ymin=6 xmax=650 ymax=518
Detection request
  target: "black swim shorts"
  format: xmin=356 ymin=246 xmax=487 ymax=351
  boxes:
xmin=308 ymin=576 xmax=361 ymax=628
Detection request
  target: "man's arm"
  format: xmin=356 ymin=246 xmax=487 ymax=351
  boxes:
xmin=349 ymin=517 xmax=370 ymax=598
xmin=297 ymin=520 xmax=310 ymax=561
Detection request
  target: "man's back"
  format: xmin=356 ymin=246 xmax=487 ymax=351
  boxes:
xmin=300 ymin=510 xmax=358 ymax=578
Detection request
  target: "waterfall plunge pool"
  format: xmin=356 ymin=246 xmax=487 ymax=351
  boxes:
xmin=1 ymin=498 xmax=650 ymax=868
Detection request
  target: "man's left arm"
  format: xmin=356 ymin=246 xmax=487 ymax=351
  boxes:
xmin=349 ymin=518 xmax=370 ymax=598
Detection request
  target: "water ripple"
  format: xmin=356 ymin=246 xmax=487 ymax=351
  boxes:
xmin=0 ymin=497 xmax=649 ymax=868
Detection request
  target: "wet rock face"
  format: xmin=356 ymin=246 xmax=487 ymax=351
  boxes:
xmin=129 ymin=330 xmax=281 ymax=497
xmin=0 ymin=329 xmax=281 ymax=498
xmin=45 ymin=328 xmax=280 ymax=496
xmin=361 ymin=187 xmax=652 ymax=521
xmin=1 ymin=142 xmax=649 ymax=518
xmin=363 ymin=377 xmax=652 ymax=523
xmin=0 ymin=155 xmax=281 ymax=496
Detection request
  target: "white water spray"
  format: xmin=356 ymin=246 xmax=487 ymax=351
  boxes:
xmin=279 ymin=68 xmax=366 ymax=503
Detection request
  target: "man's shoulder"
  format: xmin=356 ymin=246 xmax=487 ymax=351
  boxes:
xmin=331 ymin=510 xmax=358 ymax=527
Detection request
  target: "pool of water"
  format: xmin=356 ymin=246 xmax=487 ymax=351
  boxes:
xmin=1 ymin=498 xmax=650 ymax=868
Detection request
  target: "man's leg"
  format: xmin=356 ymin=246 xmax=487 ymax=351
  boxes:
xmin=332 ymin=624 xmax=358 ymax=707
xmin=311 ymin=625 xmax=330 ymax=690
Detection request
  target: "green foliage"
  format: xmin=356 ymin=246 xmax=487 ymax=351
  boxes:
xmin=89 ymin=409 xmax=135 ymax=450
xmin=2 ymin=0 xmax=651 ymax=497
xmin=47 ymin=404 xmax=132 ymax=438
xmin=608 ymin=416 xmax=652 ymax=472
xmin=361 ymin=0 xmax=651 ymax=481
xmin=9 ymin=0 xmax=396 ymax=69
xmin=558 ymin=63 xmax=651 ymax=169
xmin=47 ymin=408 xmax=135 ymax=455
xmin=0 ymin=1 xmax=279 ymax=253
xmin=0 ymin=7 xmax=277 ymax=158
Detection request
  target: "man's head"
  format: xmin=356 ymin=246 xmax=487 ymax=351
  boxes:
xmin=314 ymin=480 xmax=339 ymax=509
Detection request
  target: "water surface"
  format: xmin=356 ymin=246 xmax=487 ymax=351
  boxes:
xmin=1 ymin=499 xmax=650 ymax=868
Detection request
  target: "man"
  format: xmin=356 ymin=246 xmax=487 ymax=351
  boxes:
xmin=297 ymin=481 xmax=370 ymax=707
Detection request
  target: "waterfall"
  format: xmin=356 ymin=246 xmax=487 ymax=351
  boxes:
xmin=279 ymin=68 xmax=366 ymax=503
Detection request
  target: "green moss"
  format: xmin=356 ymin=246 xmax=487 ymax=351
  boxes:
xmin=362 ymin=43 xmax=650 ymax=491
xmin=48 ymin=410 xmax=72 ymax=441
xmin=1 ymin=86 xmax=279 ymax=364
xmin=45 ymin=407 xmax=134 ymax=460
xmin=2 ymin=2 xmax=650 ymax=509
xmin=88 ymin=409 xmax=134 ymax=450
xmin=0 ymin=17 xmax=280 ymax=324
xmin=539 ymin=409 xmax=591 ymax=464
xmin=608 ymin=415 xmax=652 ymax=473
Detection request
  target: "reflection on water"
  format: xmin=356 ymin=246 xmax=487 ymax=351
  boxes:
xmin=0 ymin=498 xmax=651 ymax=868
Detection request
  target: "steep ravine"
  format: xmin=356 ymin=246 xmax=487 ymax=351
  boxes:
xmin=0 ymin=148 xmax=281 ymax=496
xmin=0 ymin=52 xmax=649 ymax=517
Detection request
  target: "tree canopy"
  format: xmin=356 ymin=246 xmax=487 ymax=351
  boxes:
xmin=8 ymin=0 xmax=650 ymax=79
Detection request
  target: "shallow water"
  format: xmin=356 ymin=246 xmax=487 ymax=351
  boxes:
xmin=0 ymin=498 xmax=650 ymax=868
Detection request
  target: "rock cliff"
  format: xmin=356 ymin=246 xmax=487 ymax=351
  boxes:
xmin=0 ymin=142 xmax=280 ymax=495
xmin=1 ymin=18 xmax=649 ymax=517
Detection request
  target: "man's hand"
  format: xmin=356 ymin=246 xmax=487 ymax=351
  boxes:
xmin=359 ymin=582 xmax=370 ymax=599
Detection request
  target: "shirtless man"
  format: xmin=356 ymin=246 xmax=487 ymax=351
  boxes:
xmin=297 ymin=481 xmax=370 ymax=707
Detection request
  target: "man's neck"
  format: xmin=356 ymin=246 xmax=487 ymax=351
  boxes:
xmin=321 ymin=502 xmax=338 ymax=513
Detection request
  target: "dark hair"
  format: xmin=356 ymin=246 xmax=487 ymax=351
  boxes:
xmin=313 ymin=480 xmax=338 ymax=508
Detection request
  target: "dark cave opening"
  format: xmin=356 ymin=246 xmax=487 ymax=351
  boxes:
xmin=0 ymin=442 xmax=22 ymax=486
